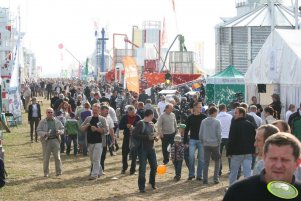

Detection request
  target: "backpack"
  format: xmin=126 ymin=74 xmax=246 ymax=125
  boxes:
xmin=0 ymin=158 xmax=7 ymax=188
xmin=129 ymin=120 xmax=146 ymax=151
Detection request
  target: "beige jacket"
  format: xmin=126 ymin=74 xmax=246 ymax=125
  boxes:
xmin=37 ymin=117 xmax=64 ymax=142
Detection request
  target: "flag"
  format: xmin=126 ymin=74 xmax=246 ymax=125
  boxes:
xmin=123 ymin=56 xmax=139 ymax=93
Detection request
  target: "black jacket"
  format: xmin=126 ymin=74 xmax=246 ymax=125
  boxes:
xmin=50 ymin=96 xmax=59 ymax=109
xmin=28 ymin=103 xmax=41 ymax=121
xmin=227 ymin=117 xmax=256 ymax=156
xmin=184 ymin=113 xmax=207 ymax=144
xmin=119 ymin=114 xmax=142 ymax=137
xmin=223 ymin=171 xmax=301 ymax=201
xmin=288 ymin=109 xmax=301 ymax=128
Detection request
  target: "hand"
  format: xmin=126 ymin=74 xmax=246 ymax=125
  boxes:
xmin=126 ymin=124 xmax=132 ymax=129
xmin=154 ymin=136 xmax=159 ymax=142
xmin=91 ymin=126 xmax=97 ymax=132
xmin=57 ymin=130 xmax=64 ymax=135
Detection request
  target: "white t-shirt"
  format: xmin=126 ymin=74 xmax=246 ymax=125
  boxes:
xmin=216 ymin=111 xmax=232 ymax=139
xmin=157 ymin=101 xmax=166 ymax=116
xmin=285 ymin=110 xmax=293 ymax=123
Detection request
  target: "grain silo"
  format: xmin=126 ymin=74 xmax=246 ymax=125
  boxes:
xmin=215 ymin=1 xmax=301 ymax=74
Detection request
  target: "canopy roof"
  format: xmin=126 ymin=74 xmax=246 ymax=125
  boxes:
xmin=221 ymin=3 xmax=300 ymax=27
xmin=245 ymin=29 xmax=301 ymax=85
xmin=207 ymin=65 xmax=244 ymax=84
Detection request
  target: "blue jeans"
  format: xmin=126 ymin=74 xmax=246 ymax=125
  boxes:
xmin=229 ymin=154 xmax=252 ymax=185
xmin=161 ymin=133 xmax=175 ymax=164
xmin=137 ymin=148 xmax=157 ymax=191
xmin=173 ymin=160 xmax=183 ymax=178
xmin=188 ymin=139 xmax=204 ymax=178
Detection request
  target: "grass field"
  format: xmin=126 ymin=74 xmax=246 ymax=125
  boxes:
xmin=1 ymin=99 xmax=228 ymax=201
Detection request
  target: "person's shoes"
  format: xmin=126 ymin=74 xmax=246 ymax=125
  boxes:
xmin=88 ymin=176 xmax=97 ymax=180
xmin=139 ymin=189 xmax=146 ymax=193
xmin=56 ymin=173 xmax=62 ymax=177
xmin=196 ymin=177 xmax=203 ymax=181
xmin=130 ymin=171 xmax=136 ymax=175
xmin=31 ymin=140 xmax=34 ymax=143
xmin=151 ymin=185 xmax=157 ymax=190
xmin=66 ymin=152 xmax=70 ymax=156
xmin=203 ymin=180 xmax=208 ymax=185
xmin=218 ymin=172 xmax=222 ymax=176
xmin=163 ymin=161 xmax=169 ymax=165
xmin=175 ymin=176 xmax=180 ymax=181
xmin=44 ymin=174 xmax=49 ymax=178
xmin=187 ymin=176 xmax=195 ymax=181
xmin=121 ymin=170 xmax=126 ymax=174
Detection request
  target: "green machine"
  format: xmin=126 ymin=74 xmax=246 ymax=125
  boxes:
xmin=206 ymin=65 xmax=245 ymax=106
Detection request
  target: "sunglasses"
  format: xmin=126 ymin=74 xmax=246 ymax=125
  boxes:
xmin=47 ymin=112 xmax=53 ymax=114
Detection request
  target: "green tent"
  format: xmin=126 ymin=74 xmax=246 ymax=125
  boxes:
xmin=206 ymin=65 xmax=245 ymax=106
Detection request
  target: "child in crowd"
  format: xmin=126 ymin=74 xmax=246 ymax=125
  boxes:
xmin=65 ymin=112 xmax=79 ymax=156
xmin=170 ymin=134 xmax=184 ymax=181
xmin=177 ymin=124 xmax=189 ymax=169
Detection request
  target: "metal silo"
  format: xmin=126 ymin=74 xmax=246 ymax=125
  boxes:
xmin=216 ymin=2 xmax=301 ymax=74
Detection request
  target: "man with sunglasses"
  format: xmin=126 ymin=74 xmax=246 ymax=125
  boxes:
xmin=37 ymin=108 xmax=64 ymax=178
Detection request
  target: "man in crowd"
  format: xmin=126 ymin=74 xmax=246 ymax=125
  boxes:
xmin=100 ymin=105 xmax=115 ymax=173
xmin=224 ymin=132 xmax=301 ymax=200
xmin=288 ymin=103 xmax=301 ymax=141
xmin=217 ymin=104 xmax=232 ymax=176
xmin=227 ymin=107 xmax=256 ymax=185
xmin=184 ymin=102 xmax=207 ymax=180
xmin=199 ymin=106 xmax=221 ymax=184
xmin=119 ymin=105 xmax=141 ymax=174
xmin=80 ymin=103 xmax=108 ymax=180
xmin=37 ymin=108 xmax=64 ymax=177
xmin=157 ymin=104 xmax=177 ymax=165
xmin=157 ymin=96 xmax=166 ymax=116
xmin=248 ymin=105 xmax=263 ymax=127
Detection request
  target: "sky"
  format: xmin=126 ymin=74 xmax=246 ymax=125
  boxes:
xmin=1 ymin=0 xmax=295 ymax=76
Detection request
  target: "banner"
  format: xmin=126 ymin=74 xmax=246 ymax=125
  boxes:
xmin=123 ymin=56 xmax=139 ymax=93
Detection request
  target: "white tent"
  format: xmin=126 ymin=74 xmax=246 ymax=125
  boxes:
xmin=245 ymin=29 xmax=301 ymax=117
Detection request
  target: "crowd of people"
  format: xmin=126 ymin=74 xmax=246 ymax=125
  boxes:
xmin=22 ymin=78 xmax=301 ymax=197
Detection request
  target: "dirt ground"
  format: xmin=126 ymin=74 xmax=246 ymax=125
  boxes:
xmin=1 ymin=100 xmax=228 ymax=201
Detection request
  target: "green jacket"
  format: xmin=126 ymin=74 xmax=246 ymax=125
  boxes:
xmin=65 ymin=119 xmax=79 ymax=136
